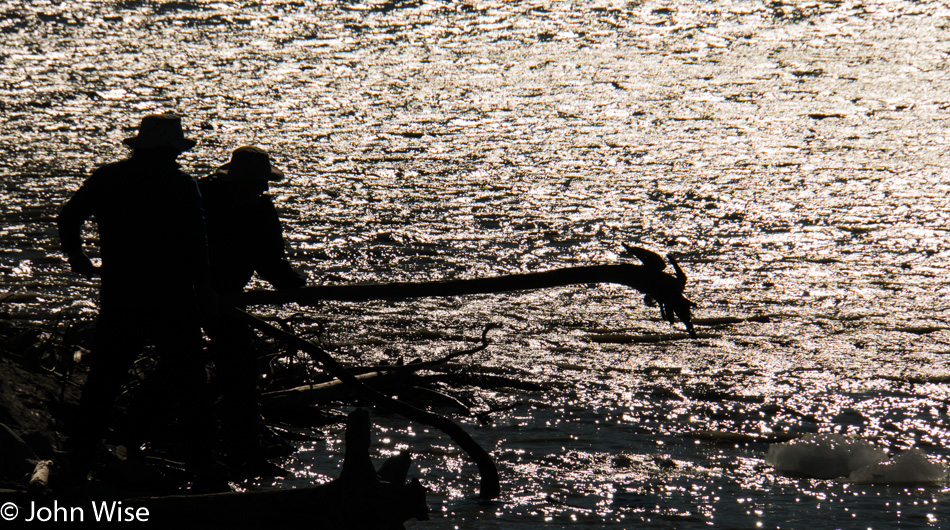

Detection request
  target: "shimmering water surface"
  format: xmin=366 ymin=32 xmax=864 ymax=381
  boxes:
xmin=2 ymin=1 xmax=950 ymax=527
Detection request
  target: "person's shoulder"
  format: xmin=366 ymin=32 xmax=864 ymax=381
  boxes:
xmin=83 ymin=159 xmax=129 ymax=187
xmin=91 ymin=158 xmax=130 ymax=175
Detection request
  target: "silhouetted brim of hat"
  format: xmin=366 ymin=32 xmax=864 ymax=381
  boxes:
xmin=122 ymin=113 xmax=197 ymax=151
xmin=212 ymin=146 xmax=284 ymax=182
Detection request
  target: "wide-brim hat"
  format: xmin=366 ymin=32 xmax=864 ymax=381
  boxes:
xmin=123 ymin=113 xmax=197 ymax=151
xmin=212 ymin=145 xmax=284 ymax=182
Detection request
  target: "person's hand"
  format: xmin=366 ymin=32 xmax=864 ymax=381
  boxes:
xmin=288 ymin=270 xmax=307 ymax=289
xmin=67 ymin=253 xmax=98 ymax=279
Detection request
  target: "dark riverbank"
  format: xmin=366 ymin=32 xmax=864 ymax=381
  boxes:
xmin=0 ymin=319 xmax=81 ymax=492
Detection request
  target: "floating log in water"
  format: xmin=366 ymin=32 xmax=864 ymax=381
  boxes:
xmin=241 ymin=259 xmax=698 ymax=337
xmin=692 ymin=315 xmax=773 ymax=326
xmin=236 ymin=309 xmax=501 ymax=500
xmin=264 ymin=371 xmax=390 ymax=405
xmin=686 ymin=429 xmax=802 ymax=445
xmin=139 ymin=409 xmax=428 ymax=529
xmin=587 ymin=331 xmax=717 ymax=344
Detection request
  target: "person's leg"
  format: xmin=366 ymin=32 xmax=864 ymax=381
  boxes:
xmin=150 ymin=308 xmax=222 ymax=478
xmin=208 ymin=314 xmax=261 ymax=450
xmin=67 ymin=308 xmax=145 ymax=476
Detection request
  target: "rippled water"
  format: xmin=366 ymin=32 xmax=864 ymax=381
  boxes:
xmin=2 ymin=0 xmax=949 ymax=527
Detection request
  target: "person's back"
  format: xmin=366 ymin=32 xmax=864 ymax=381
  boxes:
xmin=61 ymin=151 xmax=208 ymax=307
xmin=198 ymin=146 xmax=304 ymax=297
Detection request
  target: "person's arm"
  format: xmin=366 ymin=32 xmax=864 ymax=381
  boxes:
xmin=57 ymin=173 xmax=100 ymax=278
xmin=254 ymin=197 xmax=307 ymax=290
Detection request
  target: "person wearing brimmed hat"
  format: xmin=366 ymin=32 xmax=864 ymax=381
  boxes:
xmin=199 ymin=146 xmax=306 ymax=471
xmin=200 ymin=145 xmax=305 ymax=295
xmin=120 ymin=112 xmax=198 ymax=152
xmin=57 ymin=113 xmax=223 ymax=487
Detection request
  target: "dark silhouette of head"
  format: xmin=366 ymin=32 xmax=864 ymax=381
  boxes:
xmin=123 ymin=113 xmax=196 ymax=161
xmin=210 ymin=145 xmax=284 ymax=204
xmin=212 ymin=146 xmax=284 ymax=182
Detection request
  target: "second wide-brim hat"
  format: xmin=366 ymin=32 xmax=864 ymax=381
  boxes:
xmin=213 ymin=146 xmax=284 ymax=182
xmin=122 ymin=113 xmax=197 ymax=151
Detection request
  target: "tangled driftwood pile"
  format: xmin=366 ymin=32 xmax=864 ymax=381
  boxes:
xmin=1 ymin=249 xmax=697 ymax=527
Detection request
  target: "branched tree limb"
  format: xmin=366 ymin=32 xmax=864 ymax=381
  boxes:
xmin=235 ymin=308 xmax=501 ymax=500
xmin=348 ymin=323 xmax=499 ymax=377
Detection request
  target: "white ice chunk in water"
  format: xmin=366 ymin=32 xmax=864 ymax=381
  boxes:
xmin=767 ymin=434 xmax=949 ymax=485
xmin=765 ymin=433 xmax=887 ymax=479
xmin=848 ymin=449 xmax=949 ymax=486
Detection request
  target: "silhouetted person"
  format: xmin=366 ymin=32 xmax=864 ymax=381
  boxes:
xmin=199 ymin=146 xmax=305 ymax=466
xmin=57 ymin=113 xmax=221 ymax=484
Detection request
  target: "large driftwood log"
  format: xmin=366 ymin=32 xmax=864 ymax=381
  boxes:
xmin=139 ymin=410 xmax=427 ymax=529
xmin=237 ymin=310 xmax=502 ymax=500
xmin=241 ymin=258 xmax=698 ymax=337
